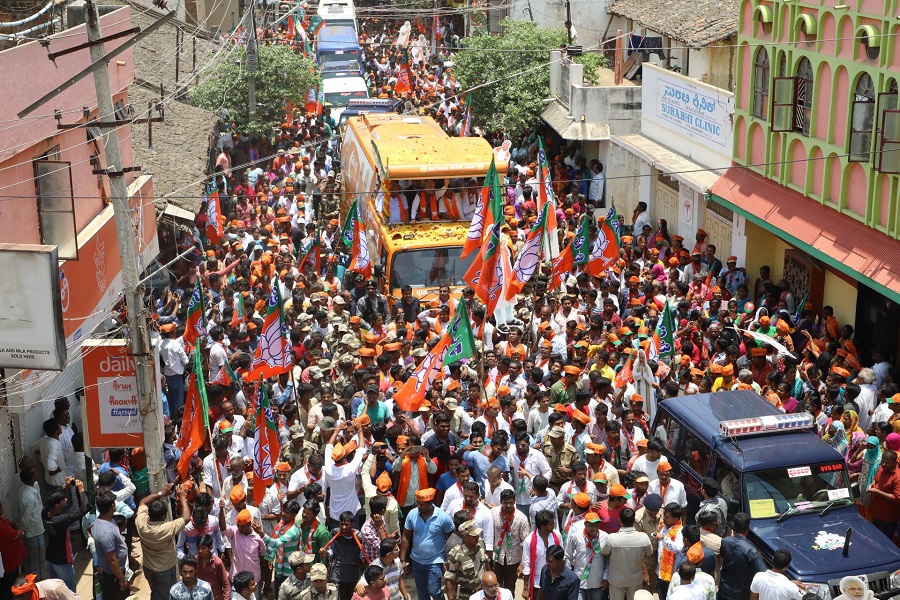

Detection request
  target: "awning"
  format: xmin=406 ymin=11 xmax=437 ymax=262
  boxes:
xmin=710 ymin=167 xmax=900 ymax=303
xmin=541 ymin=101 xmax=610 ymax=141
xmin=613 ymin=134 xmax=723 ymax=192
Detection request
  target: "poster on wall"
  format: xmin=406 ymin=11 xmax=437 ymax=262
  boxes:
xmin=0 ymin=244 xmax=67 ymax=370
xmin=81 ymin=338 xmax=163 ymax=448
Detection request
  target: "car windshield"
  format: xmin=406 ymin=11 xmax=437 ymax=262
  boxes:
xmin=745 ymin=461 xmax=853 ymax=519
xmin=390 ymin=248 xmax=474 ymax=290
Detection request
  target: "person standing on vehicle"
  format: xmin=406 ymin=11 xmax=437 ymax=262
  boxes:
xmin=718 ymin=513 xmax=766 ymax=600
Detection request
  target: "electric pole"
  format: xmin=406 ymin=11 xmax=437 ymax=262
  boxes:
xmin=565 ymin=0 xmax=572 ymax=44
xmin=85 ymin=0 xmax=165 ymax=493
xmin=247 ymin=4 xmax=258 ymax=121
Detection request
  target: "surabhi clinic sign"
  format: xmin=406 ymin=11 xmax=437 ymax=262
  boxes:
xmin=82 ymin=339 xmax=144 ymax=448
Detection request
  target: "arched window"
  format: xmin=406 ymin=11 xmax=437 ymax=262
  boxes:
xmin=849 ymin=74 xmax=876 ymax=162
xmin=752 ymin=48 xmax=770 ymax=119
xmin=794 ymin=58 xmax=813 ymax=136
xmin=771 ymin=57 xmax=815 ymax=136
xmin=875 ymin=79 xmax=900 ymax=173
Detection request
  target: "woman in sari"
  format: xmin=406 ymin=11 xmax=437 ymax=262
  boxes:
xmin=857 ymin=436 xmax=882 ymax=520
xmin=843 ymin=410 xmax=868 ymax=476
xmin=823 ymin=421 xmax=849 ymax=458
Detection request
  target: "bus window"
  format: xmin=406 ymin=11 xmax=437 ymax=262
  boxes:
xmin=389 ymin=248 xmax=475 ymax=290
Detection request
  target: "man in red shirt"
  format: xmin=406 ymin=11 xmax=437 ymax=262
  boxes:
xmin=869 ymin=450 xmax=900 ymax=541
xmin=598 ymin=485 xmax=630 ymax=534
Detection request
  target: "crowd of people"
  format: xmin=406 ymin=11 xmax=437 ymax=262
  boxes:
xmin=4 ymin=5 xmax=900 ymax=600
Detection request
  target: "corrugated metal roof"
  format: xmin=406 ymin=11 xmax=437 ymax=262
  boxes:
xmin=710 ymin=167 xmax=900 ymax=303
xmin=606 ymin=0 xmax=738 ymax=48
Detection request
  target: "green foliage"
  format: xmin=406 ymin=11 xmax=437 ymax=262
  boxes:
xmin=453 ymin=18 xmax=566 ymax=133
xmin=574 ymin=51 xmax=609 ymax=86
xmin=189 ymin=44 xmax=320 ymax=139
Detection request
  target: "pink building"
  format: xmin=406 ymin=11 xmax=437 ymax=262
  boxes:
xmin=0 ymin=7 xmax=160 ymax=495
xmin=710 ymin=0 xmax=900 ymax=359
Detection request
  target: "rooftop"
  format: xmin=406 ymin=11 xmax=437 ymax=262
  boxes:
xmin=606 ymin=0 xmax=738 ymax=48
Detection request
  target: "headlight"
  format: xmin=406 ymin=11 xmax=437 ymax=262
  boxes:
xmin=891 ymin=568 xmax=900 ymax=589
xmin=801 ymin=583 xmax=832 ymax=600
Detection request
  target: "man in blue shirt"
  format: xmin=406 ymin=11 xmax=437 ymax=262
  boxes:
xmin=538 ymin=544 xmax=580 ymax=600
xmin=399 ymin=488 xmax=454 ymax=600
xmin=718 ymin=513 xmax=766 ymax=600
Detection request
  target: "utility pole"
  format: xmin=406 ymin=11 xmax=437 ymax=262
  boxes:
xmin=84 ymin=0 xmax=166 ymax=493
xmin=564 ymin=0 xmax=572 ymax=44
xmin=246 ymin=4 xmax=258 ymax=120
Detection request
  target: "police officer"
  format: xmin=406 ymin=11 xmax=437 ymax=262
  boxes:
xmin=279 ymin=551 xmax=314 ymax=600
xmin=444 ymin=520 xmax=488 ymax=600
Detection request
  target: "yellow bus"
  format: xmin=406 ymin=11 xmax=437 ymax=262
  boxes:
xmin=340 ymin=113 xmax=506 ymax=304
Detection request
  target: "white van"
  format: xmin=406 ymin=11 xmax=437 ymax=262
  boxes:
xmin=316 ymin=0 xmax=356 ymax=29
xmin=321 ymin=75 xmax=369 ymax=120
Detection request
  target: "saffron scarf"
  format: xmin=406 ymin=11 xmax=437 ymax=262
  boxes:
xmin=396 ymin=454 xmax=429 ymax=507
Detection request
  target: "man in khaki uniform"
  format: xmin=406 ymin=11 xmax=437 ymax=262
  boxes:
xmin=280 ymin=426 xmax=314 ymax=471
xmin=444 ymin=520 xmax=488 ymax=600
xmin=634 ymin=493 xmax=664 ymax=592
xmin=543 ymin=426 xmax=579 ymax=494
xmin=299 ymin=564 xmax=338 ymax=600
xmin=278 ymin=551 xmax=314 ymax=600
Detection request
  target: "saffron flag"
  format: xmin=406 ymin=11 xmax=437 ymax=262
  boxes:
xmin=286 ymin=15 xmax=295 ymax=40
xmin=537 ymin=138 xmax=560 ymax=259
xmin=462 ymin=158 xmax=504 ymax=258
xmin=176 ymin=351 xmax=209 ymax=480
xmin=342 ymin=201 xmax=371 ymax=278
xmin=253 ymin=380 xmax=281 ymax=506
xmin=444 ymin=299 xmax=476 ymax=366
xmin=586 ymin=218 xmax=620 ymax=277
xmin=299 ymin=227 xmax=321 ymax=274
xmin=549 ymin=216 xmax=591 ymax=290
xmin=250 ymin=282 xmax=292 ymax=379
xmin=182 ymin=280 xmax=207 ymax=347
xmin=210 ymin=360 xmax=239 ymax=387
xmin=506 ymin=203 xmax=547 ymax=300
xmin=308 ymin=14 xmax=324 ymax=35
xmin=395 ymin=50 xmax=413 ymax=94
xmin=464 ymin=222 xmax=505 ymax=316
xmin=229 ymin=292 xmax=245 ymax=327
xmin=614 ymin=354 xmax=633 ymax=390
xmin=205 ymin=187 xmax=224 ymax=245
xmin=393 ymin=337 xmax=449 ymax=411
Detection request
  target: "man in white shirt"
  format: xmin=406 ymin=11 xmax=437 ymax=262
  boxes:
xmin=749 ymin=549 xmax=804 ymax=600
xmin=563 ymin=512 xmax=608 ymax=597
xmin=446 ymin=482 xmax=494 ymax=554
xmin=630 ymin=439 xmax=669 ymax=482
xmin=668 ymin=562 xmax=707 ymax=600
xmin=468 ymin=571 xmax=513 ymax=600
xmin=202 ymin=437 xmax=232 ymax=502
xmin=323 ymin=424 xmax=368 ymax=525
xmin=509 ymin=434 xmax=552 ymax=517
xmin=207 ymin=326 xmax=229 ymax=383
xmin=648 ymin=463 xmax=687 ymax=517
xmin=18 ymin=466 xmax=47 ymax=580
xmin=521 ymin=509 xmax=562 ymax=599
xmin=483 ymin=467 xmax=514 ymax=509
xmin=159 ymin=323 xmax=189 ymax=416
xmin=38 ymin=417 xmax=67 ymax=491
xmin=588 ymin=161 xmax=605 ymax=208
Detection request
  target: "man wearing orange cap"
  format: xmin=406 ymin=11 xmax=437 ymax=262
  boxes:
xmin=360 ymin=467 xmax=400 ymax=536
xmin=399 ymin=488 xmax=454 ymax=600
xmin=749 ymin=347 xmax=774 ymax=388
xmin=550 ymin=366 xmax=583 ymax=407
xmin=569 ymin=408 xmax=592 ymax=459
xmin=563 ymin=510 xmax=608 ymax=599
xmin=648 ymin=463 xmax=687 ymax=517
xmin=392 ymin=437 xmax=436 ymax=518
xmin=324 ymin=423 xmax=369 ymax=529
xmin=584 ymin=443 xmax=619 ymax=487
xmin=219 ymin=495 xmax=266 ymax=582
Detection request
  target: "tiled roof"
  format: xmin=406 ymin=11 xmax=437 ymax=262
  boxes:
xmin=606 ymin=0 xmax=738 ymax=48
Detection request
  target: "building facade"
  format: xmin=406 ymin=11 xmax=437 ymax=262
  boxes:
xmin=0 ymin=7 xmax=160 ymax=506
xmin=710 ymin=0 xmax=900 ymax=357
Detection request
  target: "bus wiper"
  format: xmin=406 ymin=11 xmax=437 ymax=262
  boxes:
xmin=776 ymin=507 xmax=799 ymax=523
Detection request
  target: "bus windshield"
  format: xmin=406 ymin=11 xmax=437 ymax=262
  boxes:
xmin=324 ymin=90 xmax=369 ymax=107
xmin=389 ymin=248 xmax=474 ymax=290
xmin=744 ymin=461 xmax=853 ymax=519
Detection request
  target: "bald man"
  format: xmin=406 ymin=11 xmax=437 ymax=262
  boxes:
xmin=468 ymin=571 xmax=513 ymax=600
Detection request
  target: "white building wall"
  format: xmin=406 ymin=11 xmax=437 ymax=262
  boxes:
xmin=509 ymin=0 xmax=610 ymax=45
